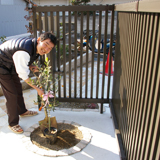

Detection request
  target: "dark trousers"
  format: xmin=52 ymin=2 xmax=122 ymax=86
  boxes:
xmin=0 ymin=74 xmax=27 ymax=126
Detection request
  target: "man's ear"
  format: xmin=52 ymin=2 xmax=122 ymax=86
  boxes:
xmin=37 ymin=37 xmax=41 ymax=43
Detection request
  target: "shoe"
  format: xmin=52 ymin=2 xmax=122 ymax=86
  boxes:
xmin=20 ymin=110 xmax=38 ymax=117
xmin=8 ymin=124 xmax=24 ymax=134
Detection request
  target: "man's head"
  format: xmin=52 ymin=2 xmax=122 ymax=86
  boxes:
xmin=37 ymin=32 xmax=57 ymax=55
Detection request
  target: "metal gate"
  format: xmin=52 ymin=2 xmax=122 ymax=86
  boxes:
xmin=32 ymin=5 xmax=115 ymax=113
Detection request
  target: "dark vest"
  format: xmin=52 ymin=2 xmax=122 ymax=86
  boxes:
xmin=0 ymin=37 xmax=40 ymax=74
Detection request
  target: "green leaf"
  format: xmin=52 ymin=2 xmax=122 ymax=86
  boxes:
xmin=45 ymin=57 xmax=48 ymax=62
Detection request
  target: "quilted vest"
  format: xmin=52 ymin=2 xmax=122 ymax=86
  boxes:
xmin=0 ymin=37 xmax=39 ymax=74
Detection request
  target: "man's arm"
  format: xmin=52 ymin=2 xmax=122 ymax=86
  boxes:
xmin=13 ymin=51 xmax=44 ymax=96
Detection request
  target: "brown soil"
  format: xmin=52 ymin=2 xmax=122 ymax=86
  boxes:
xmin=31 ymin=123 xmax=83 ymax=151
xmin=56 ymin=102 xmax=99 ymax=109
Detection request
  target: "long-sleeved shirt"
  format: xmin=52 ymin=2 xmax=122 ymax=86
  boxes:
xmin=13 ymin=51 xmax=30 ymax=80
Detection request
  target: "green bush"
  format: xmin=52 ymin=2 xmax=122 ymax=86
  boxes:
xmin=57 ymin=44 xmax=69 ymax=56
xmin=0 ymin=36 xmax=6 ymax=43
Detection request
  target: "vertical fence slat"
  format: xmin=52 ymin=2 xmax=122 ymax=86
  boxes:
xmin=44 ymin=12 xmax=48 ymax=32
xmin=62 ymin=11 xmax=66 ymax=98
xmin=39 ymin=11 xmax=45 ymax=64
xmin=99 ymin=11 xmax=103 ymax=112
xmin=80 ymin=12 xmax=83 ymax=98
xmin=96 ymin=11 xmax=102 ymax=99
xmin=69 ymin=11 xmax=71 ymax=98
xmin=101 ymin=9 xmax=108 ymax=99
xmin=38 ymin=12 xmax=42 ymax=35
xmin=32 ymin=8 xmax=37 ymax=37
xmin=50 ymin=12 xmax=53 ymax=33
xmin=91 ymin=11 xmax=95 ymax=98
xmin=74 ymin=11 xmax=77 ymax=98
xmin=85 ymin=11 xmax=89 ymax=98
xmin=44 ymin=12 xmax=48 ymax=67
xmin=107 ymin=6 xmax=114 ymax=100
xmin=56 ymin=11 xmax=61 ymax=97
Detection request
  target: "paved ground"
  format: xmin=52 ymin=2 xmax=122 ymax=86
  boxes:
xmin=0 ymin=79 xmax=120 ymax=160
xmin=0 ymin=93 xmax=120 ymax=160
xmin=0 ymin=56 xmax=119 ymax=160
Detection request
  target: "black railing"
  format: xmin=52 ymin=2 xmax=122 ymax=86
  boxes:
xmin=32 ymin=5 xmax=115 ymax=113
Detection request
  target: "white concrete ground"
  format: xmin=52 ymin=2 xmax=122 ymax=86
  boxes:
xmin=0 ymin=101 xmax=120 ymax=160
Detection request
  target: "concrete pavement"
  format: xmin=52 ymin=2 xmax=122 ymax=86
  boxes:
xmin=0 ymin=90 xmax=120 ymax=160
xmin=0 ymin=57 xmax=120 ymax=160
xmin=0 ymin=82 xmax=120 ymax=160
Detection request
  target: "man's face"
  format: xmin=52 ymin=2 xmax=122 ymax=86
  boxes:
xmin=37 ymin=38 xmax=54 ymax=55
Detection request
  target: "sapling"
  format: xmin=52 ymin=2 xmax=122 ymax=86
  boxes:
xmin=30 ymin=57 xmax=61 ymax=133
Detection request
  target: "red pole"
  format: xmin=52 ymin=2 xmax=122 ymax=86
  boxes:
xmin=105 ymin=51 xmax=114 ymax=75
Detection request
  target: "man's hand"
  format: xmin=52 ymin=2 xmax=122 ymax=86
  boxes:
xmin=29 ymin=65 xmax=39 ymax=72
xmin=24 ymin=78 xmax=44 ymax=96
xmin=37 ymin=88 xmax=44 ymax=97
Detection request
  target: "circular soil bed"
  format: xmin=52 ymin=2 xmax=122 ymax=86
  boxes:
xmin=23 ymin=121 xmax=92 ymax=157
xmin=31 ymin=123 xmax=83 ymax=151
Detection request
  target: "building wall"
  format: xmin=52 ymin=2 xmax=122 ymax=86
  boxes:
xmin=33 ymin=0 xmax=69 ymax=6
xmin=0 ymin=0 xmax=134 ymax=39
xmin=33 ymin=0 xmax=135 ymax=6
xmin=0 ymin=0 xmax=28 ymax=37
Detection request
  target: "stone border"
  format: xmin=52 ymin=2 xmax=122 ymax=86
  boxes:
xmin=22 ymin=120 xmax=92 ymax=157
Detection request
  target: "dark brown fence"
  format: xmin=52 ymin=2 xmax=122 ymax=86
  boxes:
xmin=111 ymin=1 xmax=160 ymax=160
xmin=32 ymin=5 xmax=115 ymax=113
